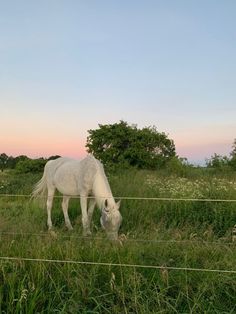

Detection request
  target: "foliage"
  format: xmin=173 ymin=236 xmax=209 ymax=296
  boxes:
xmin=229 ymin=139 xmax=236 ymax=170
xmin=86 ymin=120 xmax=176 ymax=169
xmin=206 ymin=153 xmax=230 ymax=170
xmin=0 ymin=154 xmax=30 ymax=171
xmin=0 ymin=153 xmax=8 ymax=171
xmin=205 ymin=139 xmax=236 ymax=171
xmin=229 ymin=155 xmax=236 ymax=170
xmin=164 ymin=156 xmax=193 ymax=176
xmin=230 ymin=138 xmax=236 ymax=157
xmin=15 ymin=158 xmax=47 ymax=173
xmin=0 ymin=154 xmax=61 ymax=173
xmin=47 ymin=155 xmax=61 ymax=161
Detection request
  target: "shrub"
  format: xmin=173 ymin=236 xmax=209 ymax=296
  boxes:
xmin=15 ymin=158 xmax=46 ymax=173
xmin=86 ymin=120 xmax=176 ymax=169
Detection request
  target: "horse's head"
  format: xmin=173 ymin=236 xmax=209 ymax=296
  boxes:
xmin=100 ymin=199 xmax=122 ymax=240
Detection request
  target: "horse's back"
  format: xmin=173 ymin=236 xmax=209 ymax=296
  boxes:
xmin=45 ymin=157 xmax=73 ymax=178
xmin=45 ymin=156 xmax=98 ymax=196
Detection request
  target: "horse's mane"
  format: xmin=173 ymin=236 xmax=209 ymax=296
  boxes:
xmin=91 ymin=157 xmax=115 ymax=209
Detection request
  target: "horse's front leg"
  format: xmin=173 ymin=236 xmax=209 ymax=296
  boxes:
xmin=88 ymin=198 xmax=96 ymax=229
xmin=80 ymin=196 xmax=91 ymax=236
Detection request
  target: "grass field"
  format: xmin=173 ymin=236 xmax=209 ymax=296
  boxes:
xmin=0 ymin=168 xmax=236 ymax=313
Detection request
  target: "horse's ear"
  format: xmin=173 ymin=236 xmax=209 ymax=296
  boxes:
xmin=116 ymin=200 xmax=121 ymax=208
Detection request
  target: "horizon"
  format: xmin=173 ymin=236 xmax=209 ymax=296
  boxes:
xmin=1 ymin=125 xmax=233 ymax=166
xmin=1 ymin=1 xmax=235 ymax=163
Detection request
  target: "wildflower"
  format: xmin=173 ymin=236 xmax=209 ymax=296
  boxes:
xmin=19 ymin=289 xmax=28 ymax=303
xmin=110 ymin=272 xmax=116 ymax=291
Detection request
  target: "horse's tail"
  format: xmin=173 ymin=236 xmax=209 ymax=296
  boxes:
xmin=31 ymin=167 xmax=48 ymax=200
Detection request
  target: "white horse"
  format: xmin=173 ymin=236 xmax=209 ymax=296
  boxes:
xmin=32 ymin=155 xmax=122 ymax=240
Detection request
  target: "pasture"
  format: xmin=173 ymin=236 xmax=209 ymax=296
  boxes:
xmin=0 ymin=168 xmax=236 ymax=313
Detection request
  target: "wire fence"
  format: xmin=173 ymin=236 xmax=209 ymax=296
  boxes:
xmin=1 ymin=193 xmax=236 ymax=202
xmin=0 ymin=231 xmax=235 ymax=247
xmin=0 ymin=193 xmax=236 ymax=274
xmin=0 ymin=256 xmax=236 ymax=274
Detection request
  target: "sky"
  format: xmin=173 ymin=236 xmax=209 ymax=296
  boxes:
xmin=0 ymin=0 xmax=235 ymax=164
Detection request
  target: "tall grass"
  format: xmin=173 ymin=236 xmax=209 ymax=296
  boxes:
xmin=0 ymin=168 xmax=236 ymax=313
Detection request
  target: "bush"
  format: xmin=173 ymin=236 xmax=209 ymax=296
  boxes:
xmin=15 ymin=158 xmax=46 ymax=173
xmin=229 ymin=156 xmax=236 ymax=170
xmin=165 ymin=157 xmax=193 ymax=176
xmin=86 ymin=121 xmax=176 ymax=169
xmin=206 ymin=154 xmax=230 ymax=170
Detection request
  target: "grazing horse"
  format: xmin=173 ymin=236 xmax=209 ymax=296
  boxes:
xmin=32 ymin=155 xmax=122 ymax=240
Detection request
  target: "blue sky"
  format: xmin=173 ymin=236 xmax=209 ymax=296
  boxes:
xmin=1 ymin=1 xmax=235 ymax=164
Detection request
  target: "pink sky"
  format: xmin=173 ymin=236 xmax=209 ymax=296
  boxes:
xmin=1 ymin=119 xmax=234 ymax=165
xmin=1 ymin=104 xmax=234 ymax=165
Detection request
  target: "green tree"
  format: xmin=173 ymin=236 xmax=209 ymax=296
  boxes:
xmin=230 ymin=139 xmax=236 ymax=156
xmin=16 ymin=158 xmax=46 ymax=173
xmin=206 ymin=153 xmax=229 ymax=169
xmin=6 ymin=156 xmax=16 ymax=169
xmin=0 ymin=153 xmax=9 ymax=171
xmin=86 ymin=121 xmax=176 ymax=169
xmin=229 ymin=138 xmax=236 ymax=170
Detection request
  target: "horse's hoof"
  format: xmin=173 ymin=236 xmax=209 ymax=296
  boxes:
xmin=49 ymin=230 xmax=57 ymax=239
xmin=83 ymin=231 xmax=92 ymax=237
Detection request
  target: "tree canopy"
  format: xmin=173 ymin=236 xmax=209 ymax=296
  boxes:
xmin=206 ymin=138 xmax=236 ymax=170
xmin=86 ymin=121 xmax=176 ymax=169
xmin=229 ymin=138 xmax=236 ymax=170
xmin=0 ymin=154 xmax=61 ymax=173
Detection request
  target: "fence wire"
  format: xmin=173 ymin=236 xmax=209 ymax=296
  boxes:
xmin=0 ymin=256 xmax=236 ymax=274
xmin=0 ymin=193 xmax=235 ymax=275
xmin=0 ymin=231 xmax=235 ymax=247
xmin=1 ymin=193 xmax=236 ymax=202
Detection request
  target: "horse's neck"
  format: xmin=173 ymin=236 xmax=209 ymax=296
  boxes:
xmin=93 ymin=171 xmax=115 ymax=209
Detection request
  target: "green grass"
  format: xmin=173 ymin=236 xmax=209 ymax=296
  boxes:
xmin=0 ymin=168 xmax=236 ymax=313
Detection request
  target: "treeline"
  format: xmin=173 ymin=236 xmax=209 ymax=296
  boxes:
xmin=0 ymin=154 xmax=60 ymax=173
xmin=1 ymin=148 xmax=235 ymax=175
xmin=206 ymin=139 xmax=236 ymax=171
xmin=1 ymin=121 xmax=235 ymax=173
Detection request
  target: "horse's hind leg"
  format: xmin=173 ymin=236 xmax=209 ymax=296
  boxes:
xmin=47 ymin=186 xmax=55 ymax=230
xmin=62 ymin=196 xmax=73 ymax=230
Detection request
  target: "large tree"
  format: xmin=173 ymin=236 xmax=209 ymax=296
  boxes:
xmin=86 ymin=121 xmax=176 ymax=169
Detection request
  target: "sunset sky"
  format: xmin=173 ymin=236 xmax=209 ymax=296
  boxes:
xmin=1 ymin=1 xmax=235 ymax=164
